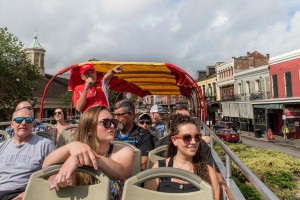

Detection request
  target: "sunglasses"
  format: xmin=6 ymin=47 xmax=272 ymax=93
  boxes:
xmin=16 ymin=106 xmax=33 ymax=111
xmin=54 ymin=111 xmax=62 ymax=115
xmin=13 ymin=117 xmax=34 ymax=124
xmin=98 ymin=118 xmax=118 ymax=129
xmin=139 ymin=120 xmax=151 ymax=125
xmin=175 ymin=133 xmax=202 ymax=143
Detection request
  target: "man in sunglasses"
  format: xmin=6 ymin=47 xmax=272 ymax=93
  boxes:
xmin=5 ymin=101 xmax=49 ymax=138
xmin=113 ymin=100 xmax=154 ymax=171
xmin=73 ymin=64 xmax=122 ymax=113
xmin=138 ymin=113 xmax=160 ymax=144
xmin=0 ymin=103 xmax=55 ymax=200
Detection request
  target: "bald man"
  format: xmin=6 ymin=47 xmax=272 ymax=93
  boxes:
xmin=5 ymin=101 xmax=48 ymax=137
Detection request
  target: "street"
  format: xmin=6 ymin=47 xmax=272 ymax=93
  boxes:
xmin=241 ymin=136 xmax=300 ymax=158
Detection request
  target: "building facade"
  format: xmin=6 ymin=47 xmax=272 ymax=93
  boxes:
xmin=266 ymin=49 xmax=300 ymax=138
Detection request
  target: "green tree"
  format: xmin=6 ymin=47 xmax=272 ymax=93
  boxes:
xmin=60 ymin=91 xmax=73 ymax=110
xmin=0 ymin=27 xmax=41 ymax=120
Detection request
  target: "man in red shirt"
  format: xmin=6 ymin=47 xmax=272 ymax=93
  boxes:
xmin=73 ymin=64 xmax=122 ymax=113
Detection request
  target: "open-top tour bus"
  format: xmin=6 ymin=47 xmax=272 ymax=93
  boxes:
xmin=39 ymin=61 xmax=206 ymax=120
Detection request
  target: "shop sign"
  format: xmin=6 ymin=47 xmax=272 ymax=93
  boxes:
xmin=285 ymin=108 xmax=300 ymax=117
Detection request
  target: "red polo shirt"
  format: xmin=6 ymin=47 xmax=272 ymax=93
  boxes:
xmin=73 ymin=80 xmax=109 ymax=112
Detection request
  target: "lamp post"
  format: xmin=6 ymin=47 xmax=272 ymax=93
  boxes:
xmin=206 ymin=96 xmax=211 ymax=128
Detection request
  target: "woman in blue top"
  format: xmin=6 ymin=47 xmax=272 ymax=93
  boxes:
xmin=43 ymin=106 xmax=134 ymax=200
xmin=145 ymin=114 xmax=220 ymax=200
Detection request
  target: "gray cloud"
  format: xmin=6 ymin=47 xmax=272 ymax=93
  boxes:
xmin=1 ymin=0 xmax=299 ymax=78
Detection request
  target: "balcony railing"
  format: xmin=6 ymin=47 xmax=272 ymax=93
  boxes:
xmin=220 ymin=95 xmax=237 ymax=101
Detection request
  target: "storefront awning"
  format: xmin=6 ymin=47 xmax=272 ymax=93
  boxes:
xmin=221 ymin=102 xmax=253 ymax=119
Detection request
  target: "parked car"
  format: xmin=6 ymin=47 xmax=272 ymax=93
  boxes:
xmin=215 ymin=128 xmax=240 ymax=143
xmin=214 ymin=121 xmax=237 ymax=132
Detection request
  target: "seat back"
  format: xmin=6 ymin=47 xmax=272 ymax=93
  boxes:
xmin=0 ymin=130 xmax=11 ymax=142
xmin=62 ymin=124 xmax=79 ymax=132
xmin=146 ymin=145 xmax=167 ymax=169
xmin=43 ymin=123 xmax=58 ymax=134
xmin=111 ymin=141 xmax=141 ymax=176
xmin=23 ymin=165 xmax=110 ymax=200
xmin=122 ymin=167 xmax=214 ymax=200
xmin=32 ymin=131 xmax=57 ymax=144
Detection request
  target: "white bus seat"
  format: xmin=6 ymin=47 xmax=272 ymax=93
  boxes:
xmin=111 ymin=140 xmax=141 ymax=176
xmin=0 ymin=130 xmax=11 ymax=142
xmin=43 ymin=123 xmax=58 ymax=134
xmin=146 ymin=145 xmax=167 ymax=169
xmin=56 ymin=124 xmax=78 ymax=147
xmin=122 ymin=167 xmax=214 ymax=200
xmin=63 ymin=124 xmax=79 ymax=131
xmin=23 ymin=165 xmax=110 ymax=200
xmin=32 ymin=131 xmax=57 ymax=145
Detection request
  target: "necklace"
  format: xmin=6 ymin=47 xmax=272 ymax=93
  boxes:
xmin=174 ymin=156 xmax=194 ymax=173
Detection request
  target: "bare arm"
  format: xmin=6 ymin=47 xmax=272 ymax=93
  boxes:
xmin=144 ymin=162 xmax=160 ymax=191
xmin=42 ymin=141 xmax=98 ymax=169
xmin=103 ymin=65 xmax=122 ymax=86
xmin=96 ymin=145 xmax=134 ymax=180
xmin=207 ymin=165 xmax=220 ymax=200
xmin=141 ymin=156 xmax=148 ymax=171
xmin=54 ymin=144 xmax=134 ymax=182
xmin=75 ymin=86 xmax=89 ymax=112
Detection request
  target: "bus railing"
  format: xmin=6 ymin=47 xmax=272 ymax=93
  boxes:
xmin=200 ymin=121 xmax=279 ymax=200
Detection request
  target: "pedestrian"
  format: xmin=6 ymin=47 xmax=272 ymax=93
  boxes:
xmin=282 ymin=125 xmax=289 ymax=143
xmin=267 ymin=128 xmax=274 ymax=141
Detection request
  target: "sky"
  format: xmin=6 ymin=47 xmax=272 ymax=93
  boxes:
xmin=1 ymin=0 xmax=300 ymax=78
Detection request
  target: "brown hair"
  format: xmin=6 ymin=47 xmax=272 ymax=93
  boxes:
xmin=74 ymin=106 xmax=108 ymax=185
xmin=166 ymin=114 xmax=211 ymax=184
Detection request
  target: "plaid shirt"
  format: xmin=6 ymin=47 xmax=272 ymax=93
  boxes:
xmin=5 ymin=120 xmax=49 ymax=137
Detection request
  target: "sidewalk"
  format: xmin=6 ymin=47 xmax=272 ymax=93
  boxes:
xmin=239 ymin=130 xmax=300 ymax=149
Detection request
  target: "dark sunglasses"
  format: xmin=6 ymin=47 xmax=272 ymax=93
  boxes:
xmin=16 ymin=106 xmax=33 ymax=111
xmin=98 ymin=118 xmax=118 ymax=129
xmin=13 ymin=117 xmax=34 ymax=124
xmin=139 ymin=120 xmax=151 ymax=125
xmin=54 ymin=111 xmax=62 ymax=115
xmin=175 ymin=133 xmax=202 ymax=143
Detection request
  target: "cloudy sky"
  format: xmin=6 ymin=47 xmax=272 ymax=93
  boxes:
xmin=1 ymin=0 xmax=300 ymax=78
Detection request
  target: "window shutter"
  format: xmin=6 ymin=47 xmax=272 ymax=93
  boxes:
xmin=272 ymin=75 xmax=278 ymax=98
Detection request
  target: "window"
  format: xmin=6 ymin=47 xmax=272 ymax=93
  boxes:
xmin=171 ymin=95 xmax=176 ymax=104
xmin=285 ymin=72 xmax=292 ymax=97
xmin=238 ymin=83 xmax=242 ymax=94
xmin=213 ymin=83 xmax=216 ymax=96
xmin=246 ymin=81 xmax=250 ymax=94
xmin=272 ymin=75 xmax=278 ymax=98
xmin=255 ymin=80 xmax=260 ymax=92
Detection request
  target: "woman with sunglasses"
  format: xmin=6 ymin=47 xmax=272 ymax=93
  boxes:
xmin=53 ymin=108 xmax=71 ymax=143
xmin=43 ymin=106 xmax=134 ymax=200
xmin=145 ymin=114 xmax=220 ymax=199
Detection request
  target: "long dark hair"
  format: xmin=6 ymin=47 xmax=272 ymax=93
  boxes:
xmin=166 ymin=114 xmax=211 ymax=184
